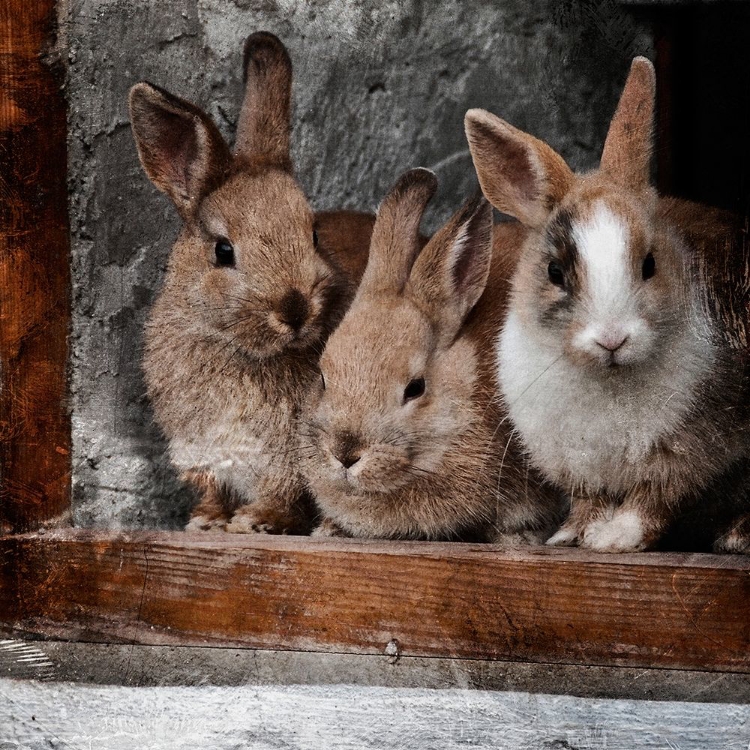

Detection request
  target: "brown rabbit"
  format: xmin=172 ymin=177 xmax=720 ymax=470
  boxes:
xmin=465 ymin=57 xmax=750 ymax=552
xmin=130 ymin=32 xmax=373 ymax=533
xmin=301 ymin=168 xmax=563 ymax=541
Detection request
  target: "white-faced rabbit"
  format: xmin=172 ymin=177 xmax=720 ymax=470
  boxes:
xmin=465 ymin=57 xmax=750 ymax=552
xmin=129 ymin=32 xmax=373 ymax=533
xmin=301 ymin=168 xmax=563 ymax=541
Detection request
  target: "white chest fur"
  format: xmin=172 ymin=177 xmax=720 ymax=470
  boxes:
xmin=497 ymin=311 xmax=715 ymax=493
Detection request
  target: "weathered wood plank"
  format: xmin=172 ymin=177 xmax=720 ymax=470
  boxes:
xmin=1 ymin=531 xmax=749 ymax=672
xmin=2 ymin=678 xmax=749 ymax=750
xmin=0 ymin=1 xmax=71 ymax=532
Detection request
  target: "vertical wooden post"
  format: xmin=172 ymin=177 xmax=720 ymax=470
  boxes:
xmin=0 ymin=1 xmax=71 ymax=532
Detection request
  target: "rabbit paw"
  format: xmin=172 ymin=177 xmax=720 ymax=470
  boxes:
xmin=579 ymin=509 xmax=647 ymax=552
xmin=714 ymin=514 xmax=750 ymax=554
xmin=545 ymin=522 xmax=580 ymax=547
xmin=226 ymin=505 xmax=298 ymax=535
xmin=311 ymin=518 xmax=348 ymax=537
xmin=185 ymin=514 xmax=228 ymax=532
xmin=494 ymin=529 xmax=549 ymax=547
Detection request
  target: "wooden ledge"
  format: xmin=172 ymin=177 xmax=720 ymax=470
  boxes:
xmin=1 ymin=530 xmax=749 ymax=673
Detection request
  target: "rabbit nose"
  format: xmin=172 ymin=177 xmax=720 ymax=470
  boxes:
xmin=338 ymin=453 xmax=361 ymax=470
xmin=277 ymin=289 xmax=309 ymax=332
xmin=333 ymin=432 xmax=362 ymax=470
xmin=595 ymin=332 xmax=629 ymax=353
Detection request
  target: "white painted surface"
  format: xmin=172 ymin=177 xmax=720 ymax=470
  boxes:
xmin=0 ymin=679 xmax=748 ymax=749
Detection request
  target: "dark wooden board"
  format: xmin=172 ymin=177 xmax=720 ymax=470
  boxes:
xmin=1 ymin=530 xmax=749 ymax=672
xmin=0 ymin=1 xmax=71 ymax=532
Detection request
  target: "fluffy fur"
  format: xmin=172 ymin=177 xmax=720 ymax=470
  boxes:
xmin=130 ymin=32 xmax=373 ymax=533
xmin=301 ymin=169 xmax=564 ymax=542
xmin=466 ymin=57 xmax=750 ymax=552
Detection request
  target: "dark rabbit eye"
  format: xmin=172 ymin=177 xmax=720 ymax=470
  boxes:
xmin=312 ymin=229 xmax=319 ymax=248
xmin=403 ymin=377 xmax=425 ymax=402
xmin=548 ymin=261 xmax=565 ymax=288
xmin=215 ymin=238 xmax=235 ymax=267
xmin=320 ymin=371 xmax=326 ymax=390
xmin=642 ymin=252 xmax=656 ymax=280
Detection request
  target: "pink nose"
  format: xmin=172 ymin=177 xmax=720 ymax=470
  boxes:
xmin=595 ymin=332 xmax=629 ymax=353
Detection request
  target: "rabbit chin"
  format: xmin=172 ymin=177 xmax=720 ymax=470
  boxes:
xmin=215 ymin=318 xmax=324 ymax=360
xmin=312 ymin=452 xmax=416 ymax=498
xmin=563 ymin=319 xmax=658 ymax=372
xmin=563 ymin=337 xmax=654 ymax=372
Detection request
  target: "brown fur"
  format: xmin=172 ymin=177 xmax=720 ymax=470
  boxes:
xmin=466 ymin=57 xmax=750 ymax=552
xmin=600 ymin=57 xmax=654 ymax=192
xmin=301 ymin=169 xmax=564 ymax=541
xmin=130 ymin=33 xmax=374 ymax=534
xmin=465 ymin=110 xmax=573 ymax=230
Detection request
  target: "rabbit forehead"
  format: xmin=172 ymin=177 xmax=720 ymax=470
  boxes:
xmin=547 ymin=178 xmax=653 ymax=278
xmin=200 ymin=169 xmax=313 ymax=238
xmin=321 ymin=298 xmax=433 ymax=394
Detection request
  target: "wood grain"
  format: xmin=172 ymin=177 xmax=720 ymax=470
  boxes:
xmin=2 ymin=531 xmax=749 ymax=672
xmin=0 ymin=2 xmax=71 ymax=532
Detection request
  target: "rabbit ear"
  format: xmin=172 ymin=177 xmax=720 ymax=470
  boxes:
xmin=234 ymin=32 xmax=293 ymax=170
xmin=359 ymin=168 xmax=438 ymax=296
xmin=408 ymin=194 xmax=494 ymax=341
xmin=129 ymin=82 xmax=230 ymax=220
xmin=600 ymin=56 xmax=655 ymax=192
xmin=465 ymin=109 xmax=573 ymax=230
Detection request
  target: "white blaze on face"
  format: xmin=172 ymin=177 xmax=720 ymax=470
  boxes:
xmin=574 ymin=202 xmax=630 ymax=307
xmin=570 ymin=201 xmax=647 ymax=361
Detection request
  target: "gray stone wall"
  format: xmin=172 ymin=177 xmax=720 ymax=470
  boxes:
xmin=64 ymin=0 xmax=651 ymax=528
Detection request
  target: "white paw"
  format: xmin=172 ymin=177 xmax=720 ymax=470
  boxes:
xmin=715 ymin=530 xmax=750 ymax=554
xmin=546 ymin=526 xmax=578 ymax=547
xmin=185 ymin=515 xmax=227 ymax=532
xmin=581 ymin=510 xmax=645 ymax=552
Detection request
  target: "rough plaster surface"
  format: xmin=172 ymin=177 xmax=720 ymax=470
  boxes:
xmin=2 ymin=679 xmax=749 ymax=749
xmin=5 ymin=641 xmax=748 ymax=704
xmin=64 ymin=0 xmax=651 ymax=528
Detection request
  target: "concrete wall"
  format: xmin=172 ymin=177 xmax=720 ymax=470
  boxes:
xmin=65 ymin=0 xmax=652 ymax=528
xmin=4 ymin=677 xmax=750 ymax=749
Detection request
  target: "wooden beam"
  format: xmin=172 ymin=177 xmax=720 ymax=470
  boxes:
xmin=0 ymin=1 xmax=71 ymax=532
xmin=1 ymin=531 xmax=749 ymax=672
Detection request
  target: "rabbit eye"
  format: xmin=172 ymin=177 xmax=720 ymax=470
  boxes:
xmin=547 ymin=261 xmax=565 ymax=288
xmin=214 ymin=238 xmax=235 ymax=267
xmin=312 ymin=230 xmax=319 ymax=249
xmin=642 ymin=252 xmax=656 ymax=280
xmin=320 ymin=371 xmax=326 ymax=390
xmin=403 ymin=377 xmax=425 ymax=403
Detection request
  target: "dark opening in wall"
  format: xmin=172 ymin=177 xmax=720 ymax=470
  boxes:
xmin=653 ymin=2 xmax=750 ymax=216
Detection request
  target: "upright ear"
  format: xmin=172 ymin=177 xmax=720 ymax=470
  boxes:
xmin=600 ymin=56 xmax=656 ymax=192
xmin=234 ymin=32 xmax=293 ymax=170
xmin=465 ymin=109 xmax=573 ymax=230
xmin=358 ymin=168 xmax=438 ymax=296
xmin=408 ymin=194 xmax=494 ymax=342
xmin=129 ymin=82 xmax=230 ymax=220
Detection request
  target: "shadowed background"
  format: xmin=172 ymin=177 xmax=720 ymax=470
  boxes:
xmin=64 ymin=0 xmax=655 ymax=528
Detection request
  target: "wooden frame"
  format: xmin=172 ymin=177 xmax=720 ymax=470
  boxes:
xmin=0 ymin=0 xmax=70 ymax=535
xmin=1 ymin=0 xmax=749 ymax=680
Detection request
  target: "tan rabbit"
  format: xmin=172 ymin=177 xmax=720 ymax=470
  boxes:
xmin=301 ymin=168 xmax=564 ymax=541
xmin=129 ymin=32 xmax=373 ymax=533
xmin=465 ymin=57 xmax=750 ymax=553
